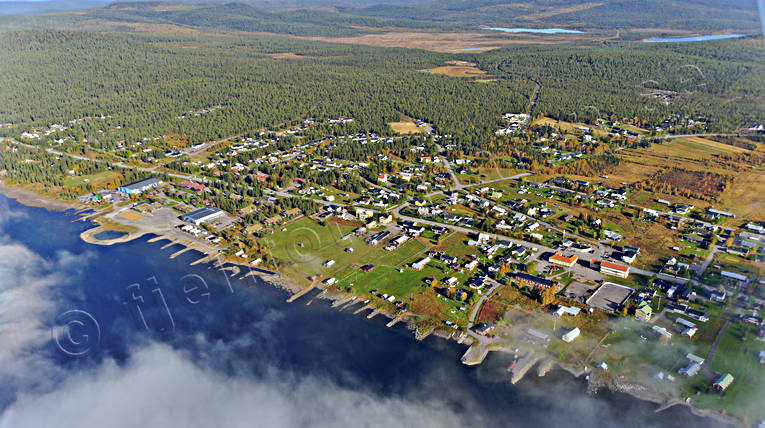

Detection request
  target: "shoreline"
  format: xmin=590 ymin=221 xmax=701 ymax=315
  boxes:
xmin=0 ymin=181 xmax=81 ymax=212
xmin=0 ymin=182 xmax=747 ymax=428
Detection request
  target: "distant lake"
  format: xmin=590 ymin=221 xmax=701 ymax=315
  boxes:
xmin=644 ymin=34 xmax=748 ymax=43
xmin=481 ymin=27 xmax=583 ymax=34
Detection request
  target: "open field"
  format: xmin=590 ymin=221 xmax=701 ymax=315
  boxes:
xmin=458 ymin=166 xmax=526 ymax=184
xmin=622 ymin=137 xmax=748 ymax=167
xmin=117 ymin=211 xmax=144 ymax=221
xmin=716 ymin=170 xmax=765 ymax=221
xmin=62 ymin=170 xmax=121 ymax=188
xmin=266 ymin=217 xmax=359 ymax=286
xmin=692 ymin=322 xmax=765 ymax=424
xmin=531 ymin=116 xmax=610 ymax=137
xmin=617 ymin=137 xmax=763 ymax=220
xmin=301 ymin=31 xmax=508 ymax=52
xmin=265 ymin=52 xmax=313 ymax=59
xmin=299 ymin=30 xmax=604 ymax=53
xmin=422 ymin=65 xmax=487 ymax=77
xmin=701 ymin=252 xmax=764 ymax=286
xmin=388 ymin=117 xmax=425 ymax=134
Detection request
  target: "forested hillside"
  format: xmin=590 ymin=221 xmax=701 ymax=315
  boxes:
xmin=0 ymin=30 xmax=531 ymax=151
xmin=479 ymin=39 xmax=765 ymax=131
xmin=0 ymin=0 xmax=759 ymax=37
xmin=340 ymin=0 xmax=761 ymax=34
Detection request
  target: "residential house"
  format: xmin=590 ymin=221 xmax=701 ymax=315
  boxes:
xmin=635 ymin=301 xmax=653 ymax=321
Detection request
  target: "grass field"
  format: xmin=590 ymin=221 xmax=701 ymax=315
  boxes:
xmin=389 ymin=117 xmax=425 ymax=134
xmin=266 ymin=217 xmax=359 ymax=286
xmin=458 ymin=166 xmax=525 ymax=184
xmin=692 ymin=322 xmax=765 ymax=424
xmin=619 ymin=137 xmax=764 ymax=220
xmin=701 ymin=252 xmax=764 ymax=286
xmin=422 ymin=65 xmax=487 ymax=77
xmin=531 ymin=116 xmax=609 ymax=137
xmin=303 ymin=31 xmax=510 ymax=52
xmin=63 ymin=170 xmax=121 ymax=188
xmin=716 ymin=170 xmax=765 ymax=221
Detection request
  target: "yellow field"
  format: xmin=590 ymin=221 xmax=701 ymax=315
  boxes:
xmin=620 ymin=137 xmax=763 ymax=220
xmin=531 ymin=116 xmax=609 ymax=137
xmin=422 ymin=65 xmax=487 ymax=77
xmin=117 ymin=211 xmax=144 ymax=221
xmin=716 ymin=170 xmax=765 ymax=221
xmin=541 ymin=159 xmax=661 ymax=187
xmin=389 ymin=117 xmax=424 ymax=134
xmin=266 ymin=53 xmax=312 ymax=59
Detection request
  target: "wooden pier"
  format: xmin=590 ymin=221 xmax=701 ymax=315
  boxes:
xmin=461 ymin=343 xmax=489 ymax=366
xmin=286 ymin=284 xmax=316 ymax=303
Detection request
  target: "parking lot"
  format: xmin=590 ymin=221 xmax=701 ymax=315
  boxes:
xmin=562 ymin=282 xmax=595 ymax=304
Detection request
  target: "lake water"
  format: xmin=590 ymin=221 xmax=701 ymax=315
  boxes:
xmin=0 ymin=195 xmax=732 ymax=427
xmin=481 ymin=27 xmax=584 ymax=34
xmin=643 ymin=34 xmax=749 ymax=43
xmin=93 ymin=229 xmax=127 ymax=240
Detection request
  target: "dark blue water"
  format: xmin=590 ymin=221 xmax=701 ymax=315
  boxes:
xmin=0 ymin=195 xmax=730 ymax=427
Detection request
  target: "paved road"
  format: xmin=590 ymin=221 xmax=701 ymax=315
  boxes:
xmin=656 ymin=133 xmax=739 ymax=140
xmin=704 ymin=318 xmax=731 ymax=369
xmin=694 ymin=246 xmax=720 ymax=281
xmin=526 ymin=80 xmax=542 ymax=119
xmin=435 ymin=144 xmax=463 ymax=190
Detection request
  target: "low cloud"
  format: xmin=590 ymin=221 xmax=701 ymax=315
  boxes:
xmin=0 ymin=234 xmax=95 ymax=406
xmin=0 ymin=197 xmax=27 ymax=227
xmin=0 ymin=343 xmax=474 ymax=428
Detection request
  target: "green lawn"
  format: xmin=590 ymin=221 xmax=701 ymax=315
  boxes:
xmin=692 ymin=322 xmax=765 ymax=424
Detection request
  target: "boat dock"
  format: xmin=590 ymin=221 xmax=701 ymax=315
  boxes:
xmin=191 ymin=254 xmax=215 ymax=266
xmin=353 ymin=304 xmax=373 ymax=315
xmin=461 ymin=342 xmax=489 ymax=366
xmin=386 ymin=314 xmax=405 ymax=328
xmin=415 ymin=327 xmax=434 ymax=341
xmin=161 ymin=240 xmax=179 ymax=250
xmin=510 ymin=351 xmax=541 ymax=384
xmin=169 ymin=247 xmax=191 ymax=259
xmin=331 ymin=295 xmax=355 ymax=308
xmin=286 ymin=284 xmax=317 ymax=303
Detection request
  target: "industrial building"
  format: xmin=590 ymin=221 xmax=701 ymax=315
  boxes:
xmin=180 ymin=206 xmax=224 ymax=225
xmin=118 ymin=178 xmax=161 ymax=195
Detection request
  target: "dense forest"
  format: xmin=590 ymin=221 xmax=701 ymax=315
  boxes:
xmin=0 ymin=1 xmax=759 ymax=37
xmin=0 ymin=30 xmax=530 ymax=152
xmin=480 ymin=39 xmax=765 ymax=132
xmin=0 ymin=5 xmax=763 ymax=156
xmin=339 ymin=0 xmax=761 ymax=35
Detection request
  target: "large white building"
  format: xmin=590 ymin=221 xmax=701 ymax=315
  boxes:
xmin=180 ymin=206 xmax=224 ymax=225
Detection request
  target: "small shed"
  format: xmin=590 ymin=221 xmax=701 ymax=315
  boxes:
xmin=562 ymin=327 xmax=580 ymax=343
